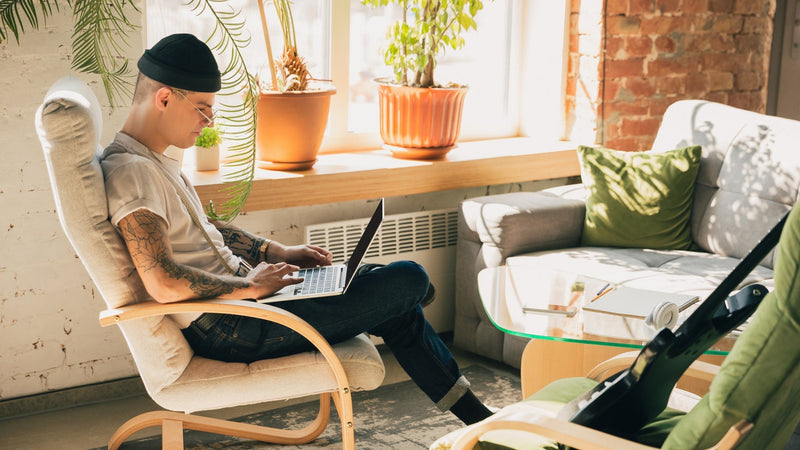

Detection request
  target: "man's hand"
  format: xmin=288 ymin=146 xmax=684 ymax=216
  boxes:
xmin=273 ymin=244 xmax=333 ymax=268
xmin=245 ymin=262 xmax=304 ymax=299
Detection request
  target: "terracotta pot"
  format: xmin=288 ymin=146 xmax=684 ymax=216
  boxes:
xmin=376 ymin=80 xmax=468 ymax=160
xmin=256 ymin=86 xmax=336 ymax=170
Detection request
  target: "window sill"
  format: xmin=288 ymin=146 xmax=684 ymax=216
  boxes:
xmin=188 ymin=137 xmax=580 ymax=211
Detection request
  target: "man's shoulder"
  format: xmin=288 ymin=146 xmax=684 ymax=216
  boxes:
xmin=101 ymin=142 xmax=156 ymax=174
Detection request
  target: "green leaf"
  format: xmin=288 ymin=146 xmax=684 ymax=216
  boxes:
xmin=186 ymin=0 xmax=259 ymax=222
xmin=71 ymin=0 xmax=138 ymax=107
xmin=0 ymin=0 xmax=63 ymax=44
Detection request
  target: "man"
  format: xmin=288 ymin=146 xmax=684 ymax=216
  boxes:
xmin=101 ymin=33 xmax=493 ymax=425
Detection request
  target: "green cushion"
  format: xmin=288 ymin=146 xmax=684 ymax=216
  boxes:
xmin=475 ymin=377 xmax=685 ymax=449
xmin=663 ymin=205 xmax=800 ymax=449
xmin=578 ymin=145 xmax=701 ymax=250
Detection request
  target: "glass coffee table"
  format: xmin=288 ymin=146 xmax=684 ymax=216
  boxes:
xmin=478 ymin=263 xmax=733 ymax=397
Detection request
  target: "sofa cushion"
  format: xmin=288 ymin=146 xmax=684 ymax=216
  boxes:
xmin=503 ymin=248 xmax=775 ymax=330
xmin=578 ymin=145 xmax=701 ymax=251
xmin=652 ymin=100 xmax=800 ymax=269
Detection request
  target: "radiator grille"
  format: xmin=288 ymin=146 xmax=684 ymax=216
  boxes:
xmin=306 ymin=208 xmax=458 ymax=264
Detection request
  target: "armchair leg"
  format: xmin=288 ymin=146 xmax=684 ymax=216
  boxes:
xmin=331 ymin=386 xmax=356 ymax=450
xmin=107 ymin=393 xmax=334 ymax=449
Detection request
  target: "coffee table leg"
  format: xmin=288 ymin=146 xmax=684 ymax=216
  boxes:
xmin=520 ymin=339 xmax=626 ymax=398
xmin=520 ymin=339 xmax=725 ymax=399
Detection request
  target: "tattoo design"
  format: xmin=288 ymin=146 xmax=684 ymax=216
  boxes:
xmin=119 ymin=210 xmax=249 ymax=298
xmin=217 ymin=224 xmax=264 ymax=262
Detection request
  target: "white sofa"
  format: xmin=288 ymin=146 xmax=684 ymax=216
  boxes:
xmin=454 ymin=100 xmax=800 ymax=367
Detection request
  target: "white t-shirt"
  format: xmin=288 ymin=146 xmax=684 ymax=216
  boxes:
xmin=101 ymin=133 xmax=242 ymax=327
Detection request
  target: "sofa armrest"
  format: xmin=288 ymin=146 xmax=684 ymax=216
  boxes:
xmin=459 ymin=184 xmax=586 ymax=268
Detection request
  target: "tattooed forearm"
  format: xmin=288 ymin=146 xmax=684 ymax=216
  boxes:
xmin=159 ymin=257 xmax=250 ymax=298
xmin=215 ymin=222 xmax=266 ymax=263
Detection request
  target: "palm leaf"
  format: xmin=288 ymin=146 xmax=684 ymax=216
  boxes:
xmin=0 ymin=0 xmax=63 ymax=44
xmin=186 ymin=0 xmax=258 ymax=222
xmin=71 ymin=0 xmax=138 ymax=106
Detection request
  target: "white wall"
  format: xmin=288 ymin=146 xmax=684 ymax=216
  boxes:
xmin=0 ymin=6 xmax=570 ymax=402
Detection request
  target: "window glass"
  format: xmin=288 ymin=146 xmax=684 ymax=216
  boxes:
xmin=146 ymin=0 xmax=517 ymax=146
xmin=347 ymin=1 xmax=515 ymax=136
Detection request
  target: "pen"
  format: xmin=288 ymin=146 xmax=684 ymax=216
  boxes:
xmin=592 ymin=285 xmax=614 ymax=302
xmin=596 ymin=283 xmax=610 ymax=296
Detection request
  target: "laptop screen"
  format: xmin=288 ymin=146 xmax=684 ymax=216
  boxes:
xmin=344 ymin=198 xmax=384 ymax=284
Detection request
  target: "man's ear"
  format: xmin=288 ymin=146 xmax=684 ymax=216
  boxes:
xmin=154 ymin=87 xmax=172 ymax=112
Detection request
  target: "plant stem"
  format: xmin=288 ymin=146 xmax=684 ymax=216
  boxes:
xmin=256 ymin=0 xmax=278 ymax=89
xmin=401 ymin=0 xmax=408 ymax=86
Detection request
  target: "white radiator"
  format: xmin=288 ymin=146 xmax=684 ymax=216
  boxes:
xmin=306 ymin=208 xmax=458 ymax=332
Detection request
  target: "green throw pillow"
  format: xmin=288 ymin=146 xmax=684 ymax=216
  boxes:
xmin=578 ymin=145 xmax=701 ymax=250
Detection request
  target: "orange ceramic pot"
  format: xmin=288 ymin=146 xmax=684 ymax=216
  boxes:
xmin=377 ymin=80 xmax=468 ymax=159
xmin=256 ymin=86 xmax=336 ymax=170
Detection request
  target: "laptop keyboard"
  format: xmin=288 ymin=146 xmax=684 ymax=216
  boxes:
xmin=296 ymin=266 xmax=343 ymax=295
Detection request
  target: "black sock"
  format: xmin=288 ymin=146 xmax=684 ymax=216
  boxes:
xmin=449 ymin=390 xmax=494 ymax=425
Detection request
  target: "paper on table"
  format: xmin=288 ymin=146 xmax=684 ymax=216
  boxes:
xmin=583 ymin=285 xmax=699 ymax=319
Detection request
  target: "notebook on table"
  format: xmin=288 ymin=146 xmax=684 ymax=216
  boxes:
xmin=583 ymin=285 xmax=699 ymax=319
xmin=257 ymin=198 xmax=384 ymax=303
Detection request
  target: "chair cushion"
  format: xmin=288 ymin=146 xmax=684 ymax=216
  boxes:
xmin=578 ymin=145 xmax=701 ymax=251
xmin=663 ymin=205 xmax=800 ymax=449
xmin=153 ymin=333 xmax=385 ymax=413
xmin=36 ymin=77 xmax=195 ymax=395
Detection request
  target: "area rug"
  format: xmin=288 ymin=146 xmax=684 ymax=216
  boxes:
xmin=118 ymin=363 xmax=521 ymax=449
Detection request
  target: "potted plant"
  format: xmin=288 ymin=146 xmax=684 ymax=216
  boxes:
xmin=362 ymin=0 xmax=488 ymax=160
xmin=254 ymin=0 xmax=336 ymax=171
xmin=194 ymin=125 xmax=223 ymax=171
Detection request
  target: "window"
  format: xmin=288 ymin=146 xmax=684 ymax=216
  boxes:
xmin=146 ymin=1 xmax=562 ymax=153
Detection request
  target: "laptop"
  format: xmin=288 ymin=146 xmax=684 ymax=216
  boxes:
xmin=258 ymin=198 xmax=384 ymax=303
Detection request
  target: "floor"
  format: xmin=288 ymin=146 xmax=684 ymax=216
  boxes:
xmin=4 ymin=345 xmax=800 ymax=450
xmin=0 ymin=346 xmax=505 ymax=450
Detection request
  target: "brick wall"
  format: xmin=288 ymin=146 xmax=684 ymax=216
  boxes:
xmin=566 ymin=0 xmax=776 ymax=150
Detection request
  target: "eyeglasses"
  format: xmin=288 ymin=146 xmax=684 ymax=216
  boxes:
xmin=171 ymin=89 xmax=217 ymax=127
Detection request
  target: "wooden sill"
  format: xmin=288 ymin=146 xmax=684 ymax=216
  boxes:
xmin=188 ymin=137 xmax=580 ymax=211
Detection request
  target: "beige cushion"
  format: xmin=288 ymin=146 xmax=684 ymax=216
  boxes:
xmin=37 ymin=76 xmax=385 ymax=413
xmin=36 ymin=76 xmax=194 ymax=394
xmin=652 ymin=100 xmax=800 ymax=268
xmin=157 ymin=333 xmax=385 ymax=413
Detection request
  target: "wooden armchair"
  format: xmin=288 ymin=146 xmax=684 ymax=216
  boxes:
xmin=438 ymin=351 xmax=743 ymax=449
xmin=36 ymin=76 xmax=385 ymax=449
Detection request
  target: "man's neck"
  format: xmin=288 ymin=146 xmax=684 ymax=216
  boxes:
xmin=121 ymin=108 xmax=168 ymax=155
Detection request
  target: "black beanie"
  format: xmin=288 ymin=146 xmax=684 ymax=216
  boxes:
xmin=138 ymin=34 xmax=221 ymax=93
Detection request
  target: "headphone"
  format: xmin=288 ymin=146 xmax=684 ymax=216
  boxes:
xmin=643 ymin=301 xmax=679 ymax=338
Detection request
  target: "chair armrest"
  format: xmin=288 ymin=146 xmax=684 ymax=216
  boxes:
xmin=100 ymin=299 xmax=353 ymax=396
xmin=446 ymin=403 xmax=751 ymax=450
xmin=459 ymin=185 xmax=586 ymax=265
xmin=447 ymin=403 xmax=656 ymax=450
xmin=586 ymin=351 xmax=719 ymax=389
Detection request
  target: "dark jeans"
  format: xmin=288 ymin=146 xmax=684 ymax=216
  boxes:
xmin=181 ymin=261 xmax=469 ymax=410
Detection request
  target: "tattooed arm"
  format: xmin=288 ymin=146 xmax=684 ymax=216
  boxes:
xmin=117 ymin=209 xmax=301 ymax=303
xmin=213 ymin=220 xmax=334 ymax=268
xmin=213 ymin=220 xmax=269 ymax=266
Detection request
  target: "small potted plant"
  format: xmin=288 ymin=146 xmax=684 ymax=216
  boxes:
xmin=254 ymin=0 xmax=336 ymax=170
xmin=362 ymin=0 xmax=489 ymax=160
xmin=194 ymin=125 xmax=223 ymax=171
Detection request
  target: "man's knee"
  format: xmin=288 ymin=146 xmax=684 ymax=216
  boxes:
xmin=385 ymin=260 xmax=429 ymax=291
